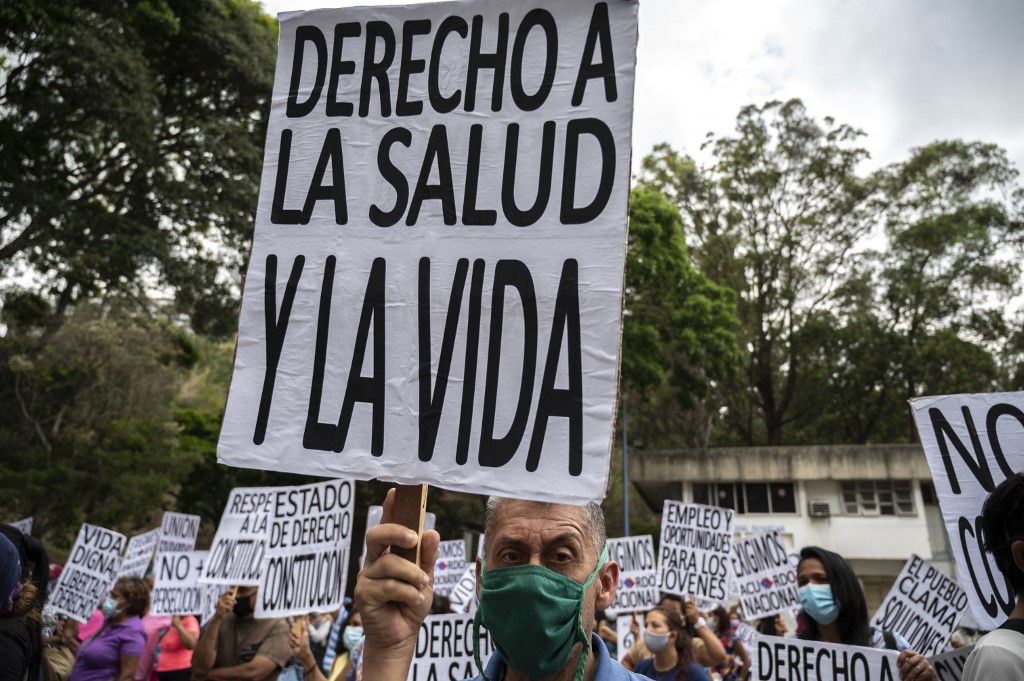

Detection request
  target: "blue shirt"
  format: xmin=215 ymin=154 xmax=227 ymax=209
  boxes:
xmin=634 ymin=657 xmax=712 ymax=681
xmin=469 ymin=633 xmax=649 ymax=681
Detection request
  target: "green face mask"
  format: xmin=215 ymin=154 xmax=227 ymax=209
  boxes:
xmin=473 ymin=545 xmax=608 ymax=681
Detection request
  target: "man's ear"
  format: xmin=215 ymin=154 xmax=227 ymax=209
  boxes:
xmin=595 ymin=561 xmax=619 ymax=610
xmin=1012 ymin=539 xmax=1024 ymax=574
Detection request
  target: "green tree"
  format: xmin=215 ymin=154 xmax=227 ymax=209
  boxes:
xmin=0 ymin=0 xmax=276 ymax=335
xmin=621 ymin=186 xmax=741 ymax=448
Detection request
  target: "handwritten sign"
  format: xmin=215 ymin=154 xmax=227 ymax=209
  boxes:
xmin=117 ymin=528 xmax=160 ymax=580
xmin=158 ymin=512 xmax=201 ymax=554
xmin=657 ymin=501 xmax=733 ymax=601
xmin=151 ymin=551 xmax=209 ymax=616
xmin=408 ymin=612 xmax=494 ymax=681
xmin=217 ymin=0 xmax=640 ymax=505
xmin=434 ymin=540 xmax=469 ymax=597
xmin=731 ymin=531 xmax=799 ymax=620
xmin=606 ymin=535 xmax=657 ymax=612
xmin=46 ymin=524 xmax=126 ymax=623
xmin=202 ymin=487 xmax=274 ymax=585
xmin=754 ymin=635 xmax=900 ymax=681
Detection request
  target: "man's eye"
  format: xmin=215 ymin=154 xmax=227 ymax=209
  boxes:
xmin=499 ymin=549 xmax=520 ymax=562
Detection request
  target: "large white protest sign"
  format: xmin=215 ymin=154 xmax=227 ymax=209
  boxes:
xmin=46 ymin=524 xmax=126 ymax=623
xmin=8 ymin=517 xmax=32 ymax=536
xmin=448 ymin=565 xmax=477 ymax=614
xmin=158 ymin=512 xmax=201 ymax=554
xmin=730 ymin=530 xmax=799 ymax=620
xmin=606 ymin=535 xmax=657 ymax=612
xmin=615 ymin=614 xmax=642 ymax=663
xmin=929 ymin=645 xmax=972 ymax=681
xmin=869 ymin=554 xmax=968 ymax=657
xmin=256 ymin=479 xmax=354 ymax=617
xmin=202 ymin=487 xmax=274 ymax=585
xmin=754 ymin=635 xmax=900 ymax=681
xmin=657 ymin=501 xmax=733 ymax=601
xmin=409 ymin=612 xmax=493 ymax=681
xmin=151 ymin=551 xmax=209 ymax=616
xmin=434 ymin=540 xmax=469 ymax=597
xmin=117 ymin=528 xmax=161 ymax=580
xmin=911 ymin=391 xmax=1024 ymax=630
xmin=217 ymin=0 xmax=639 ymax=506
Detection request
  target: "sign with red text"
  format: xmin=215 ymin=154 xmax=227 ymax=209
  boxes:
xmin=730 ymin=531 xmax=799 ymax=620
xmin=869 ymin=554 xmax=967 ymax=657
xmin=434 ymin=540 xmax=469 ymax=597
xmin=911 ymin=391 xmax=1024 ymax=630
xmin=217 ymin=0 xmax=639 ymax=505
xmin=657 ymin=501 xmax=733 ymax=602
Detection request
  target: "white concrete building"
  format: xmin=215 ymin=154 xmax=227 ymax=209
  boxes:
xmin=629 ymin=444 xmax=954 ymax=612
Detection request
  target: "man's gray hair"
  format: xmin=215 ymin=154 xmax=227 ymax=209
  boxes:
xmin=483 ymin=497 xmax=607 ymax=558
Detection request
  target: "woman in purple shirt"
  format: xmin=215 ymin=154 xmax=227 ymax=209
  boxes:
xmin=68 ymin=576 xmax=149 ymax=681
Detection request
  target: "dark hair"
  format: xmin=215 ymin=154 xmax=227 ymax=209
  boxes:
xmin=711 ymin=605 xmax=731 ymax=636
xmin=657 ymin=593 xmax=683 ymax=607
xmin=646 ymin=606 xmax=694 ymax=680
xmin=115 ymin=576 xmax=150 ymax=617
xmin=980 ymin=472 xmax=1024 ymax=593
xmin=757 ymin=616 xmax=776 ymax=636
xmin=0 ymin=525 xmax=49 ymax=609
xmin=797 ymin=546 xmax=870 ymax=647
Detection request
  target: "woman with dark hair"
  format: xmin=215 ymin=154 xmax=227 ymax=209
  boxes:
xmin=797 ymin=546 xmax=936 ymax=681
xmin=709 ymin=605 xmax=750 ymax=680
xmin=66 ymin=576 xmax=149 ymax=681
xmin=0 ymin=532 xmax=42 ymax=681
xmin=633 ymin=606 xmax=712 ymax=681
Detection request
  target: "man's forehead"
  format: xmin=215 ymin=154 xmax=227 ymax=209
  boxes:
xmin=491 ymin=500 xmax=589 ymax=542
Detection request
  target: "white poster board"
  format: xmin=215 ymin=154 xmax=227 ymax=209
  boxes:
xmin=615 ymin=613 xmax=643 ymax=663
xmin=157 ymin=512 xmax=201 ymax=554
xmin=408 ymin=612 xmax=493 ymax=681
xmin=657 ymin=501 xmax=733 ymax=601
xmin=117 ymin=528 xmax=161 ymax=580
xmin=202 ymin=487 xmax=274 ymax=585
xmin=606 ymin=535 xmax=657 ymax=612
xmin=911 ymin=391 xmax=1024 ymax=630
xmin=433 ymin=539 xmax=469 ymax=597
xmin=731 ymin=530 xmax=799 ymax=620
xmin=869 ymin=554 xmax=967 ymax=657
xmin=753 ymin=635 xmax=899 ymax=680
xmin=216 ymin=0 xmax=639 ymax=506
xmin=929 ymin=645 xmax=972 ymax=681
xmin=46 ymin=524 xmax=126 ymax=623
xmin=447 ymin=565 xmax=477 ymax=614
xmin=8 ymin=517 xmax=32 ymax=536
xmin=256 ymin=479 xmax=354 ymax=617
xmin=150 ymin=551 xmax=209 ymax=616
xmin=200 ymin=583 xmax=225 ymax=627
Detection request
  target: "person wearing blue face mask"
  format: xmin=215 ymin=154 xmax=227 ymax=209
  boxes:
xmin=355 ymin=489 xmax=650 ymax=681
xmin=796 ymin=547 xmax=936 ymax=681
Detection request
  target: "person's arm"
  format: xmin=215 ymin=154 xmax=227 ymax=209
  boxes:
xmin=171 ymin=615 xmax=198 ymax=650
xmin=735 ymin=639 xmax=751 ymax=680
xmin=686 ymin=602 xmax=726 ymax=667
xmin=353 ymin=488 xmax=440 ymax=681
xmin=205 ymin=657 xmax=279 ymax=681
xmin=291 ymin=621 xmax=328 ymax=681
xmin=897 ymin=649 xmax=936 ymax=681
xmin=191 ymin=591 xmax=236 ymax=679
xmin=117 ymin=655 xmax=140 ymax=681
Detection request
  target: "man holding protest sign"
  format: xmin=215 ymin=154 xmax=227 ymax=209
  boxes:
xmin=356 ymin=489 xmax=648 ymax=681
xmin=962 ymin=473 xmax=1024 ymax=679
xmin=190 ymin=587 xmax=291 ymax=681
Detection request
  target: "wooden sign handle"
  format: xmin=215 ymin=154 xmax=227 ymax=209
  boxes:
xmin=389 ymin=483 xmax=428 ymax=563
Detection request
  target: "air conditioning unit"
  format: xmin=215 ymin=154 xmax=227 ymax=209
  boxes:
xmin=808 ymin=500 xmax=831 ymax=518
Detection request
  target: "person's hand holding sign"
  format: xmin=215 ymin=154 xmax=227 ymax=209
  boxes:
xmin=355 ymin=488 xmax=440 ymax=681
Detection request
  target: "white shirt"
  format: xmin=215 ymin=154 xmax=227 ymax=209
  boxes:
xmin=962 ymin=628 xmax=1024 ymax=680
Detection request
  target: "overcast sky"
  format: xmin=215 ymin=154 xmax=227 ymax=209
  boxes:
xmin=260 ymin=0 xmax=1024 ymax=176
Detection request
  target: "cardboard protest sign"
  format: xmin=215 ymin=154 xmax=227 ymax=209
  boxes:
xmin=615 ymin=614 xmax=642 ymax=663
xmin=869 ymin=554 xmax=968 ymax=657
xmin=409 ymin=612 xmax=493 ymax=681
xmin=150 ymin=551 xmax=209 ymax=616
xmin=8 ymin=517 xmax=32 ymax=536
xmin=216 ymin=0 xmax=640 ymax=506
xmin=911 ymin=391 xmax=1024 ymax=630
xmin=929 ymin=645 xmax=972 ymax=681
xmin=46 ymin=524 xmax=126 ymax=623
xmin=202 ymin=487 xmax=275 ymax=585
xmin=117 ymin=528 xmax=161 ymax=579
xmin=448 ymin=565 xmax=477 ymax=614
xmin=256 ymin=479 xmax=354 ymax=617
xmin=158 ymin=512 xmax=201 ymax=554
xmin=753 ymin=635 xmax=900 ymax=681
xmin=657 ymin=501 xmax=733 ymax=601
xmin=434 ymin=540 xmax=469 ymax=597
xmin=606 ymin=535 xmax=657 ymax=612
xmin=730 ymin=530 xmax=799 ymax=620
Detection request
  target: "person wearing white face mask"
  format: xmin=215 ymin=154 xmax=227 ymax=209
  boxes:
xmin=796 ymin=547 xmax=935 ymax=681
xmin=633 ymin=607 xmax=712 ymax=681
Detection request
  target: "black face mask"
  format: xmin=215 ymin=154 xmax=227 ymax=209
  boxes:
xmin=233 ymin=596 xmax=254 ymax=618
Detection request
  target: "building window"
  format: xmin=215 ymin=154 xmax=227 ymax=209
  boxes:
xmin=691 ymin=482 xmax=797 ymax=514
xmin=840 ymin=481 xmax=915 ymax=516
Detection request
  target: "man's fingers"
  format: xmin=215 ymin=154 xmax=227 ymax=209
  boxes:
xmin=419 ymin=529 xmax=440 ymax=576
xmin=365 ymin=523 xmax=421 ymax=564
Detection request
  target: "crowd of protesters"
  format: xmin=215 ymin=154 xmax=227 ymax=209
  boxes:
xmin=1 ymin=473 xmax=1022 ymax=681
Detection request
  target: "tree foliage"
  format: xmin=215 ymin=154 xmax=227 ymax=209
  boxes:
xmin=0 ymin=0 xmax=276 ymax=335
